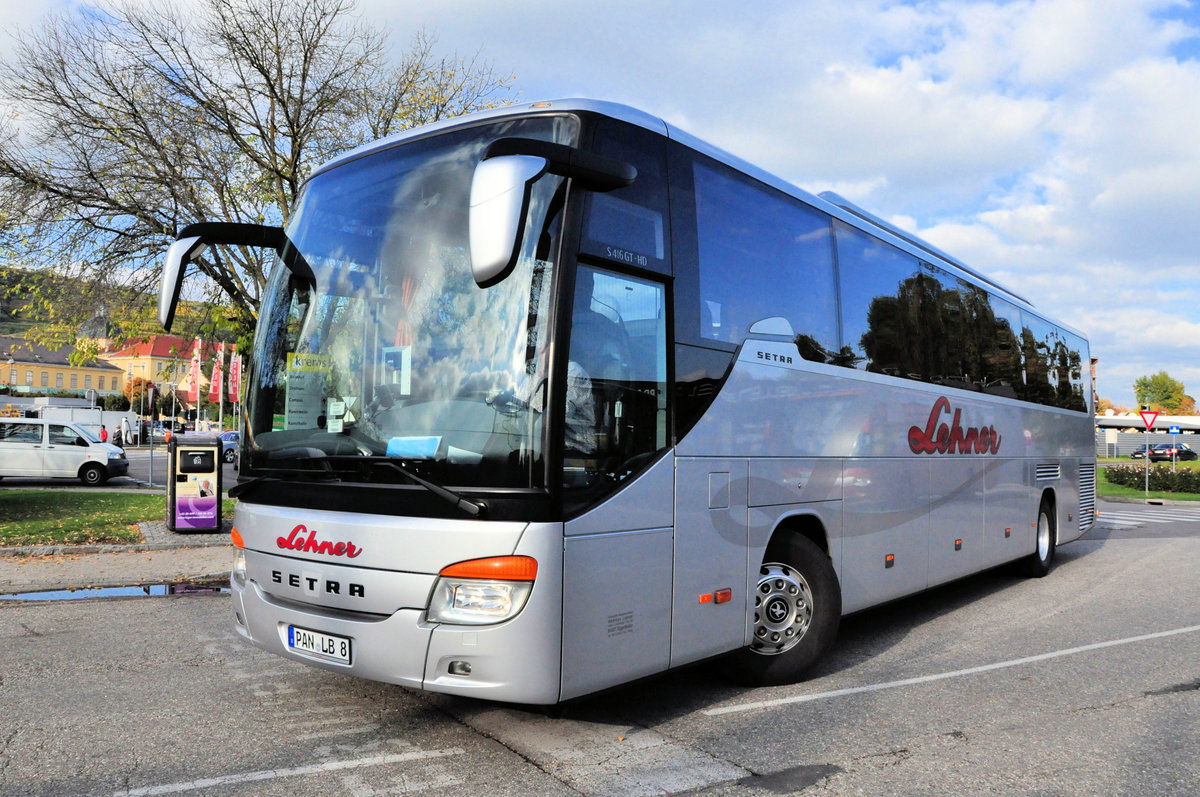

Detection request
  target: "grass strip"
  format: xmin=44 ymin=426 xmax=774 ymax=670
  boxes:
xmin=0 ymin=490 xmax=236 ymax=547
xmin=1097 ymin=478 xmax=1200 ymax=502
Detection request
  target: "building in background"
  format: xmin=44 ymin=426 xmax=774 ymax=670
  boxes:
xmin=0 ymin=335 xmax=124 ymax=396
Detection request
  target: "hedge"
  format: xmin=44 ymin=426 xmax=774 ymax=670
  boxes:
xmin=1104 ymin=465 xmax=1200 ymax=493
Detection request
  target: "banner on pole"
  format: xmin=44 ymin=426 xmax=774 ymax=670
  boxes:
xmin=209 ymin=342 xmax=225 ymax=404
xmin=228 ymin=344 xmax=241 ymax=404
xmin=188 ymin=338 xmax=202 ymax=402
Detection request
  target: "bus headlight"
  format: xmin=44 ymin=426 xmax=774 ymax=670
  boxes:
xmin=426 ymin=556 xmax=537 ymax=626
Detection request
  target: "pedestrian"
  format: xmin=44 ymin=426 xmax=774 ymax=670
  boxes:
xmin=100 ymin=424 xmax=108 ymax=442
xmin=114 ymin=427 xmax=123 ymax=449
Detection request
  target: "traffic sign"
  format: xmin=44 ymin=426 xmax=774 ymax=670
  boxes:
xmin=1170 ymin=425 xmax=1181 ymax=434
xmin=1139 ymin=410 xmax=1159 ymax=430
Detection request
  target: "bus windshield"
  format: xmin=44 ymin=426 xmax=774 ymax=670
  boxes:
xmin=244 ymin=116 xmax=578 ymax=489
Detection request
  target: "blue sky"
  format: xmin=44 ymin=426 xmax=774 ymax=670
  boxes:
xmin=6 ymin=0 xmax=1200 ymax=407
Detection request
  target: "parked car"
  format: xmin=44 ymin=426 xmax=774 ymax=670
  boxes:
xmin=1149 ymin=443 xmax=1198 ymax=462
xmin=1129 ymin=444 xmax=1154 ymax=459
xmin=219 ymin=430 xmax=239 ymax=464
xmin=0 ymin=417 xmax=129 ymax=485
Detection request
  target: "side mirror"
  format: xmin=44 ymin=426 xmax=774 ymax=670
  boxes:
xmin=76 ymin=437 xmax=88 ymax=447
xmin=469 ymin=138 xmax=637 ymax=288
xmin=469 ymin=155 xmax=548 ymax=288
xmin=158 ymin=222 xmax=297 ymax=332
xmin=159 ymin=236 xmax=208 ymax=330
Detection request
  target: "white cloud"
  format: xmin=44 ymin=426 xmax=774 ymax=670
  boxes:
xmin=8 ymin=0 xmax=1200 ymax=405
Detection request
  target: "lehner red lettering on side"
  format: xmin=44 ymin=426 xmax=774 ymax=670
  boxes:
xmin=276 ymin=524 xmax=363 ymax=558
xmin=908 ymin=397 xmax=1002 ymax=455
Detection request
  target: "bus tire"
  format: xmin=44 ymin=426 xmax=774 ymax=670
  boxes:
xmin=1020 ymin=499 xmax=1056 ymax=578
xmin=730 ymin=535 xmax=841 ymax=687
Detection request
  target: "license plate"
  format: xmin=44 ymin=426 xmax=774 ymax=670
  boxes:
xmin=287 ymin=625 xmax=351 ymax=665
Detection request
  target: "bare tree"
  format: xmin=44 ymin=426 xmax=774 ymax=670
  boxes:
xmin=0 ymin=0 xmax=512 ymax=341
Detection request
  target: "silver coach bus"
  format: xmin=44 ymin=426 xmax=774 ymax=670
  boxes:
xmin=159 ymin=99 xmax=1095 ymax=704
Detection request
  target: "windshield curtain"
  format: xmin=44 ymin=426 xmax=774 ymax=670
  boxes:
xmin=245 ymin=116 xmax=579 ymax=488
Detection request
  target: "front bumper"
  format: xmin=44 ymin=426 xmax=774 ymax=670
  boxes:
xmin=229 ymin=521 xmax=564 ymax=705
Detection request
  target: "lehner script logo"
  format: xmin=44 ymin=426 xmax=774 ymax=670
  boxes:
xmin=277 ymin=524 xmax=363 ymax=558
xmin=908 ymin=396 xmax=1002 ymax=455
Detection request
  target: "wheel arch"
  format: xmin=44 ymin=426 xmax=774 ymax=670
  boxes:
xmin=766 ymin=511 xmax=832 ymax=560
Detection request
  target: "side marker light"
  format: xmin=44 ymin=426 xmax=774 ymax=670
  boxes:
xmin=885 ymin=554 xmax=895 ymax=569
xmin=715 ymin=588 xmax=732 ymax=604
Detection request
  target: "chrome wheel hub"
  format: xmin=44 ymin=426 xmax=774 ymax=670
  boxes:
xmin=751 ymin=563 xmax=813 ymax=655
xmin=1037 ymin=513 xmax=1051 ymax=560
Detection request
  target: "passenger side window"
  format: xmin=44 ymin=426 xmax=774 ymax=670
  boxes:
xmin=0 ymin=423 xmax=41 ymax=443
xmin=50 ymin=425 xmax=78 ymax=446
xmin=693 ymin=161 xmax=838 ymax=361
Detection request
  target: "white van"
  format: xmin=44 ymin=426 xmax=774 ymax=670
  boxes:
xmin=0 ymin=418 xmax=130 ymax=485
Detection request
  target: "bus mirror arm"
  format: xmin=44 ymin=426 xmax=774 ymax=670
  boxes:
xmin=158 ymin=221 xmax=314 ymax=331
xmin=482 ymin=138 xmax=637 ymax=191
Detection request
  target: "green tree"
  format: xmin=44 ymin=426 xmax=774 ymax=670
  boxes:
xmin=1134 ymin=371 xmax=1193 ymax=414
xmin=0 ymin=0 xmax=512 ymax=343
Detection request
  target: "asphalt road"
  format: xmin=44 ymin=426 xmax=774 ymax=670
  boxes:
xmin=1 ymin=499 xmax=1198 ymax=795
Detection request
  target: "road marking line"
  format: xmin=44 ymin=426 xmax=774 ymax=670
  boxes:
xmin=703 ymin=624 xmax=1200 ymax=717
xmin=113 ymin=748 xmax=464 ymax=796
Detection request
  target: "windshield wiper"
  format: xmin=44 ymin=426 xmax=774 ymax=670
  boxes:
xmin=374 ymin=460 xmax=487 ymax=518
xmin=307 ymin=454 xmax=486 ymax=518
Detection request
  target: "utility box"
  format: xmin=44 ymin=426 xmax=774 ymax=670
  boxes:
xmin=167 ymin=434 xmax=223 ymax=533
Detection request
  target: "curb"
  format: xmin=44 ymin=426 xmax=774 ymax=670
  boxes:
xmin=1100 ymin=495 xmax=1200 ymax=506
xmin=0 ymin=519 xmax=233 ymax=559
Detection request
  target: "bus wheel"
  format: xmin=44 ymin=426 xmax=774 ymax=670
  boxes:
xmin=730 ymin=535 xmax=841 ymax=687
xmin=1020 ymin=499 xmax=1057 ymax=578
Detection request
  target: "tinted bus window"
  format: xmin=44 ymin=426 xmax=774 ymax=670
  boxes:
xmin=1064 ymin=330 xmax=1090 ymax=413
xmin=693 ymin=161 xmax=838 ymax=361
xmin=835 ymin=221 xmax=924 ymax=376
xmin=1018 ymin=312 xmax=1061 ymax=408
xmin=983 ymin=294 xmax=1024 ymax=399
xmin=580 ymin=119 xmax=670 ymax=276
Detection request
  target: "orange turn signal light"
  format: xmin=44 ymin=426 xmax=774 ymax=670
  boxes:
xmin=440 ymin=556 xmax=538 ymax=581
xmin=231 ymin=527 xmax=245 ymax=549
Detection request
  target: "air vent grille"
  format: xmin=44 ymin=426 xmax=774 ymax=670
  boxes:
xmin=1035 ymin=464 xmax=1061 ymax=481
xmin=1079 ymin=463 xmax=1096 ymax=531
